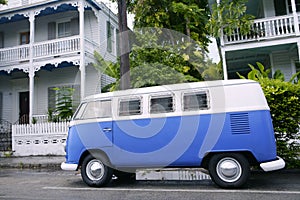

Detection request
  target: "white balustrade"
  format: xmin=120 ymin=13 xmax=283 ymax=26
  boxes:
xmin=0 ymin=45 xmax=30 ymax=64
xmin=12 ymin=122 xmax=69 ymax=156
xmin=33 ymin=36 xmax=80 ymax=59
xmin=224 ymin=15 xmax=296 ymax=44
xmin=0 ymin=36 xmax=81 ymax=67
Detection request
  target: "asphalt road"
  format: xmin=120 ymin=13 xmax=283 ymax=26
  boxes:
xmin=0 ymin=169 xmax=299 ymax=200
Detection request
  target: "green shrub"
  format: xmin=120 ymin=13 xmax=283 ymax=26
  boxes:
xmin=238 ymin=62 xmax=300 ymax=168
xmin=259 ymin=79 xmax=300 ymax=168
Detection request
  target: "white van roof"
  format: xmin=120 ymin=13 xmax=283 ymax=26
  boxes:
xmin=83 ymin=79 xmax=269 ymax=113
xmin=84 ymin=79 xmax=258 ymax=101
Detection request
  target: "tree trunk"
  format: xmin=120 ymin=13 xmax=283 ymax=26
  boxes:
xmin=118 ymin=0 xmax=131 ymax=90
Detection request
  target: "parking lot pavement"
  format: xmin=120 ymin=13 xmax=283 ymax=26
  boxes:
xmin=0 ymin=155 xmax=211 ymax=180
xmin=0 ymin=155 xmax=299 ymax=182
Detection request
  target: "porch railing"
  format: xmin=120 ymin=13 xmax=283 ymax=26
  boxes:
xmin=0 ymin=44 xmax=30 ymax=64
xmin=0 ymin=36 xmax=82 ymax=66
xmin=224 ymin=14 xmax=298 ymax=44
xmin=34 ymin=36 xmax=80 ymax=59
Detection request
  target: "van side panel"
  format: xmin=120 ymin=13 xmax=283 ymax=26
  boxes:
xmin=107 ymin=110 xmax=277 ymax=168
xmin=110 ymin=115 xmax=211 ymax=167
xmin=65 ymin=109 xmax=277 ymax=168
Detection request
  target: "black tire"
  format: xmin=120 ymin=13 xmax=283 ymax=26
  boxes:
xmin=81 ymin=154 xmax=113 ymax=187
xmin=208 ymin=153 xmax=250 ymax=188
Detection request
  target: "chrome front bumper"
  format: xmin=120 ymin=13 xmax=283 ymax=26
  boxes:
xmin=260 ymin=156 xmax=285 ymax=172
xmin=61 ymin=162 xmax=78 ymax=171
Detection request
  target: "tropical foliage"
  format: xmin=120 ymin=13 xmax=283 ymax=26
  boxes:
xmin=128 ymin=0 xmax=210 ymax=49
xmin=93 ymin=27 xmax=221 ymax=91
xmin=51 ymin=87 xmax=75 ymax=121
xmin=207 ymin=0 xmax=255 ymax=38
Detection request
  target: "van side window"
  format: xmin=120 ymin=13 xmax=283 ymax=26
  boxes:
xmin=119 ymin=98 xmax=142 ymax=116
xmin=77 ymin=100 xmax=112 ymax=119
xmin=183 ymin=91 xmax=209 ymax=111
xmin=150 ymin=95 xmax=174 ymax=113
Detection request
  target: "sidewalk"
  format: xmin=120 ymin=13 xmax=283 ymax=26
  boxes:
xmin=0 ymin=155 xmax=65 ymax=169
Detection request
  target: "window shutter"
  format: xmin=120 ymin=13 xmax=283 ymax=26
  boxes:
xmin=0 ymin=32 xmax=4 ymax=48
xmin=72 ymin=85 xmax=81 ymax=111
xmin=0 ymin=92 xmax=2 ymax=119
xmin=48 ymin=87 xmax=56 ymax=111
xmin=70 ymin=18 xmax=79 ymax=36
xmin=48 ymin=22 xmax=56 ymax=40
xmin=107 ymin=21 xmax=112 ymax=52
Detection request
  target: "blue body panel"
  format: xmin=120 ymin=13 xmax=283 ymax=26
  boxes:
xmin=64 ymin=110 xmax=277 ymax=168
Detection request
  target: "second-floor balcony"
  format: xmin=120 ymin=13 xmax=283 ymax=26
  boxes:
xmin=224 ymin=14 xmax=300 ymax=45
xmin=0 ymin=35 xmax=101 ymax=71
xmin=0 ymin=36 xmax=86 ymax=68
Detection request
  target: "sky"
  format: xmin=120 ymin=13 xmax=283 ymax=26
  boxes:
xmin=99 ymin=0 xmax=220 ymax=63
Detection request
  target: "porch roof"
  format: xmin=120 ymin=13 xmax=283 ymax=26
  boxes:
xmin=0 ymin=0 xmax=100 ymax=24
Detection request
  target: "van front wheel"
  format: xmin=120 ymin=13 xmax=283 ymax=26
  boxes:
xmin=81 ymin=154 xmax=113 ymax=187
xmin=208 ymin=153 xmax=250 ymax=188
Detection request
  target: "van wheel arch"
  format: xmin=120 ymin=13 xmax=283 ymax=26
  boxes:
xmin=79 ymin=149 xmax=113 ymax=168
xmin=201 ymin=151 xmax=258 ymax=169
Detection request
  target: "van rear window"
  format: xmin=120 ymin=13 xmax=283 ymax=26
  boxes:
xmin=183 ymin=91 xmax=209 ymax=111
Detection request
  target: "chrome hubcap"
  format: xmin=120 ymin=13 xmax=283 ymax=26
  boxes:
xmin=216 ymin=157 xmax=242 ymax=183
xmin=86 ymin=159 xmax=105 ymax=181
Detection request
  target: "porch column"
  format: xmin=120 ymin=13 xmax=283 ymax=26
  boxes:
xmin=221 ymin=48 xmax=228 ymax=80
xmin=291 ymin=0 xmax=300 ymax=35
xmin=297 ymin=41 xmax=300 ymax=62
xmin=79 ymin=0 xmax=86 ymax=99
xmin=29 ymin=11 xmax=35 ymax=124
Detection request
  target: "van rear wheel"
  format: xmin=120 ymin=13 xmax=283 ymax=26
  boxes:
xmin=208 ymin=153 xmax=250 ymax=188
xmin=81 ymin=154 xmax=113 ymax=187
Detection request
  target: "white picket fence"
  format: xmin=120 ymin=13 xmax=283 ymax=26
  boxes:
xmin=12 ymin=122 xmax=69 ymax=156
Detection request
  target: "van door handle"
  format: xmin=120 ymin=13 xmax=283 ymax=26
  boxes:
xmin=102 ymin=128 xmax=112 ymax=132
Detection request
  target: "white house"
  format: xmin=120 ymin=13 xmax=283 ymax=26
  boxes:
xmin=0 ymin=0 xmax=118 ymax=125
xmin=209 ymin=0 xmax=300 ymax=80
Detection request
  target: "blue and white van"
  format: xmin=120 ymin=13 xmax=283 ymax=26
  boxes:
xmin=61 ymin=80 xmax=285 ymax=188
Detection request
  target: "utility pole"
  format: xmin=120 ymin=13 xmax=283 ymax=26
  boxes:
xmin=117 ymin=0 xmax=130 ymax=90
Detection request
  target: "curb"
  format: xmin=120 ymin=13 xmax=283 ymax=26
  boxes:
xmin=0 ymin=155 xmax=64 ymax=169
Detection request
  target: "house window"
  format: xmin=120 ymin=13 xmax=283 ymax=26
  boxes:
xmin=58 ymin=21 xmax=71 ymax=38
xmin=119 ymin=98 xmax=142 ymax=116
xmin=288 ymin=0 xmax=300 ymax=13
xmin=48 ymin=85 xmax=80 ymax=113
xmin=150 ymin=95 xmax=174 ymax=114
xmin=79 ymin=100 xmax=112 ymax=119
xmin=183 ymin=91 xmax=209 ymax=111
xmin=20 ymin=32 xmax=30 ymax=45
